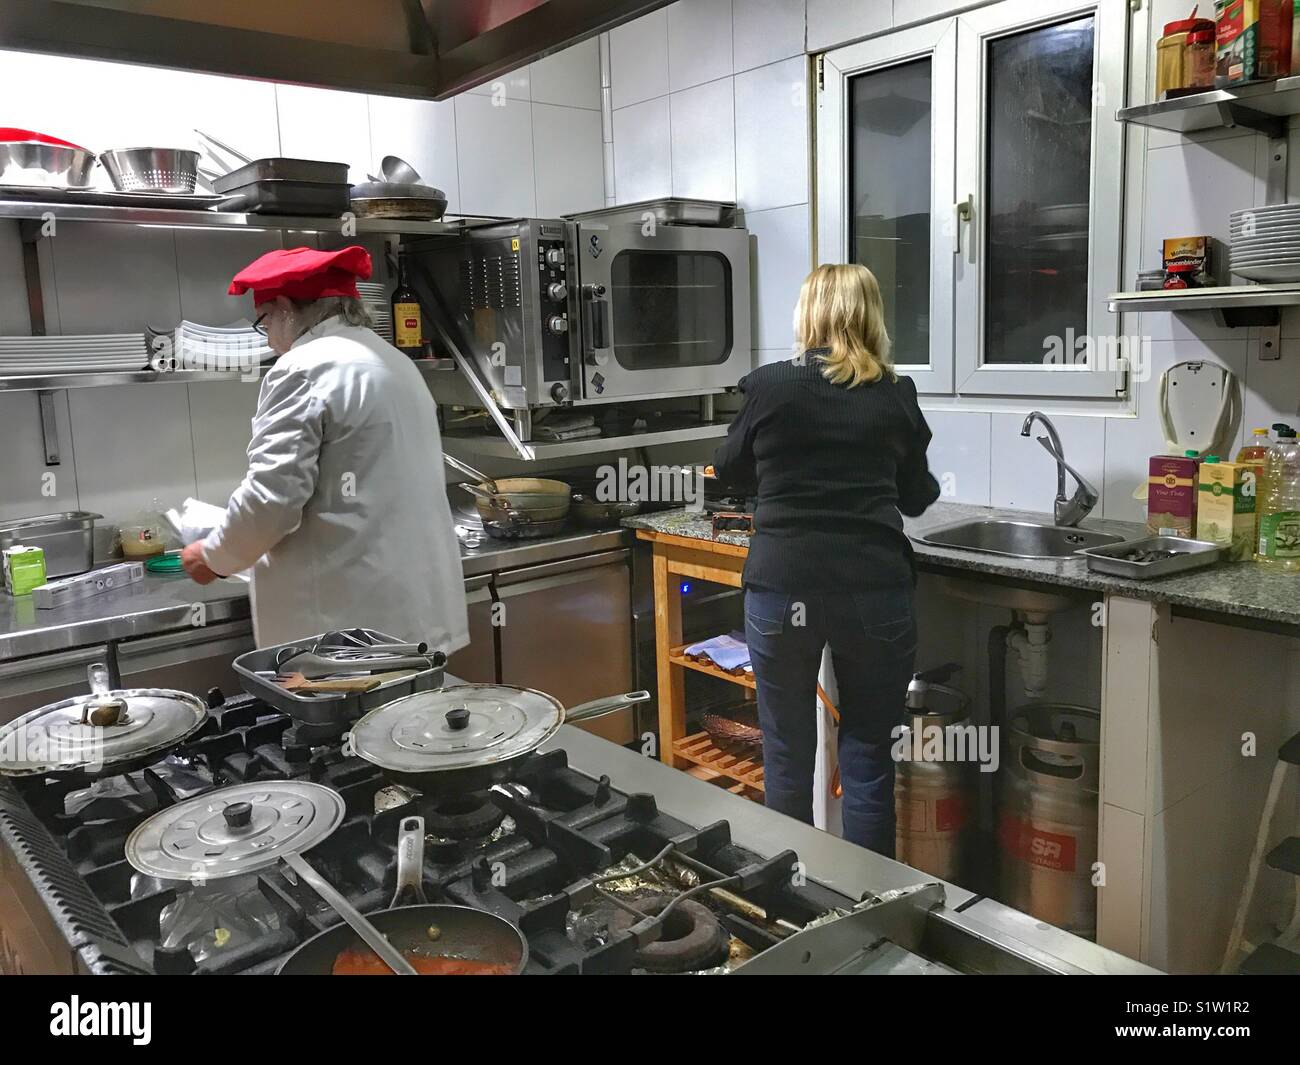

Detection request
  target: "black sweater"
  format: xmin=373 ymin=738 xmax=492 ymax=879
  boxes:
xmin=712 ymin=354 xmax=940 ymax=591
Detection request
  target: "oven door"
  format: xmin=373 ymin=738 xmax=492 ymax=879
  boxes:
xmin=572 ymin=222 xmax=751 ymax=402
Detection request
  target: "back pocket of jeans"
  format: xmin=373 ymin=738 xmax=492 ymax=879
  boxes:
xmin=852 ymin=590 xmax=915 ymax=648
xmin=744 ymin=590 xmax=790 ymax=637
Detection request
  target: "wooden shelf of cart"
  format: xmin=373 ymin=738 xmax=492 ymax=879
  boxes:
xmin=674 ymin=732 xmax=765 ymax=794
xmin=668 ymin=646 xmax=755 ymax=690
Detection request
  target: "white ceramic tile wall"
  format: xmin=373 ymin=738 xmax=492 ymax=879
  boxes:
xmin=733 ymin=0 xmax=807 ymax=72
xmin=0 ymin=41 xmax=605 ymax=526
xmin=805 ymin=0 xmax=890 ymax=52
xmin=612 ymin=96 xmax=673 ymax=201
xmin=923 ymin=411 xmax=992 ymax=506
xmin=734 ymin=56 xmax=809 ymax=211
xmin=609 ymin=6 xmax=672 ymax=108
xmin=670 ymin=78 xmax=737 ymax=200
xmin=746 ymin=204 xmax=812 ymax=350
xmin=667 ymin=0 xmax=735 ymax=90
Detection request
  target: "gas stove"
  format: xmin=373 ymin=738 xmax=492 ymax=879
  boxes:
xmin=0 ymin=687 xmax=855 ymax=975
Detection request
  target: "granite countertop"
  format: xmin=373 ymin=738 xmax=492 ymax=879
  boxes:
xmin=624 ymin=501 xmax=1300 ymax=631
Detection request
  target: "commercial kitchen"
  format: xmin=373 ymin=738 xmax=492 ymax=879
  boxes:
xmin=0 ymin=0 xmax=1296 ymax=983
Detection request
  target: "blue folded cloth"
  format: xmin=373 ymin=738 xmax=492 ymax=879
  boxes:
xmin=682 ymin=633 xmax=750 ymax=671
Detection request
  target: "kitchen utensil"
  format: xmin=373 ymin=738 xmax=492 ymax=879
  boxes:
xmin=124 ymin=780 xmax=417 ymax=975
xmin=0 ymin=133 xmax=96 ymax=188
xmin=0 ymin=183 xmax=221 ymax=209
xmin=276 ymin=672 xmax=417 ymax=694
xmin=481 ymin=515 xmax=569 ymax=540
xmin=193 ymin=128 xmax=252 ymax=165
xmin=212 ymin=157 xmax=349 ymax=194
xmin=217 ymin=179 xmax=351 ymax=216
xmin=346 ymin=685 xmax=650 ymax=796
xmin=272 ymin=650 xmax=437 ymax=680
xmin=0 ymin=663 xmax=207 ymax=779
xmin=1076 ymin=535 xmax=1222 ymax=579
xmin=232 ymin=628 xmax=446 ymax=723
xmin=569 ymin=493 xmax=642 ymax=528
xmin=145 ymin=551 xmax=185 ymax=575
xmin=99 ymin=148 xmax=199 ymax=194
xmin=276 ymin=816 xmax=529 ymax=975
xmin=567 ymin=196 xmax=738 ymax=227
xmin=0 ymin=511 xmax=100 ymax=578
xmin=349 ymin=194 xmax=448 ymax=221
xmin=468 ymin=477 xmax=571 ymax=525
xmin=444 ymin=454 xmax=497 ymax=492
xmin=380 ymin=155 xmax=424 ymax=185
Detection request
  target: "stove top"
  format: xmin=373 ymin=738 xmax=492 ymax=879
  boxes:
xmin=0 ymin=689 xmax=854 ymax=974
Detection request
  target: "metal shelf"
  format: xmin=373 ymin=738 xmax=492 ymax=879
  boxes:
xmin=1107 ymin=283 xmax=1300 ymax=314
xmin=442 ymin=421 xmax=730 ymax=459
xmin=0 ymin=198 xmax=462 ymax=236
xmin=0 ymin=359 xmax=450 ymax=393
xmin=1116 ymin=77 xmax=1300 ymax=137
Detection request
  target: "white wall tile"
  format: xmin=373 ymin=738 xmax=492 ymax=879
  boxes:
xmin=452 ymin=94 xmax=538 ymax=217
xmin=733 ymin=0 xmax=806 ymax=73
xmin=188 ymin=382 xmax=260 ymax=505
xmin=1242 ymin=340 xmax=1300 ymax=435
xmin=990 ymin=412 xmax=1106 ymax=516
xmin=275 ymin=84 xmax=373 ymax=184
xmin=735 ymin=56 xmax=809 ymax=212
xmin=532 ymin=104 xmax=606 ymax=216
xmin=668 ymin=0 xmax=734 ymax=91
xmin=610 ymin=7 xmax=671 ymax=108
xmin=670 ymin=79 xmax=736 ymax=201
xmin=367 ymin=96 xmax=461 ymax=212
xmin=68 ymin=384 xmax=197 ymax=524
xmin=464 ymin=67 xmax=532 ymax=103
xmin=806 ymin=0 xmax=890 ymax=52
xmin=175 ymin=229 xmax=284 ymax=327
xmin=612 ymin=97 xmax=673 ymax=203
xmin=746 ymin=203 xmax=811 ymax=350
xmin=754 ymin=348 xmax=793 ymax=366
xmin=530 ymin=36 xmax=601 ymax=109
xmin=48 ymin=223 xmax=181 ymax=333
xmin=0 ymin=392 xmax=79 ymax=521
xmin=922 ymin=410 xmax=992 ymax=506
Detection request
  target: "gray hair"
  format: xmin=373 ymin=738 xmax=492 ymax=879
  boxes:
xmin=292 ymin=295 xmax=376 ymax=332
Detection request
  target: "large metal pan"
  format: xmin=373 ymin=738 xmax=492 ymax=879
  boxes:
xmin=277 ymin=816 xmax=528 ymax=975
xmin=443 ymin=454 xmax=570 ymax=523
xmin=346 ymin=685 xmax=650 ymax=797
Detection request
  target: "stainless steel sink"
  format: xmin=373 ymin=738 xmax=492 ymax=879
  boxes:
xmin=914 ymin=519 xmax=1125 ymax=560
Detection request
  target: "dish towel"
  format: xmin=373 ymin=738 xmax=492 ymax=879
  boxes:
xmin=683 ymin=633 xmax=750 ymax=672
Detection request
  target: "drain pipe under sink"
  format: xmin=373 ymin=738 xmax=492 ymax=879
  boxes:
xmin=1007 ymin=612 xmax=1052 ymax=698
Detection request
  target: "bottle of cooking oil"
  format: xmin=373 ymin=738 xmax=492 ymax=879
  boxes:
xmin=1257 ymin=428 xmax=1300 ymax=572
xmin=1236 ymin=428 xmax=1271 ymax=556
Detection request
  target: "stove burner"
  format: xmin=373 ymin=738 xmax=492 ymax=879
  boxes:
xmin=613 ymin=894 xmax=730 ymax=973
xmin=418 ymin=790 xmax=505 ymax=839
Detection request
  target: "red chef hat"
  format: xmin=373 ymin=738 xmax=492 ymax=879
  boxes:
xmin=228 ymin=245 xmax=373 ymax=305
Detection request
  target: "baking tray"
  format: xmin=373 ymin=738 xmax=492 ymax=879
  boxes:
xmin=1076 ymin=535 xmax=1222 ymax=579
xmin=217 ymin=179 xmax=351 ymax=216
xmin=211 ymin=158 xmax=348 ymax=194
xmin=0 ymin=184 xmax=221 ymax=210
xmin=567 ymin=196 xmax=739 ymax=227
xmin=233 ymin=628 xmax=446 ymax=724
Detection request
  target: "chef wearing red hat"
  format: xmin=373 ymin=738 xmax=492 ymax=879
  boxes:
xmin=180 ymin=245 xmax=468 ymax=652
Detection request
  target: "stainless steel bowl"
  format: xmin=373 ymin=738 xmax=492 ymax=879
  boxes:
xmin=100 ymin=148 xmax=199 ymax=194
xmin=0 ymin=141 xmax=96 ymax=188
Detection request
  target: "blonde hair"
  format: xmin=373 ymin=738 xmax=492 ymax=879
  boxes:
xmin=793 ymin=263 xmax=893 ymax=387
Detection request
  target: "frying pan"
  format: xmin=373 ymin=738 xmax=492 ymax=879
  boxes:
xmin=277 ymin=816 xmax=528 ymax=975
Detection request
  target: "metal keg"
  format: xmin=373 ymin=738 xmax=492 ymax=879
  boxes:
xmin=997 ymin=703 xmax=1100 ymax=939
xmin=894 ymin=668 xmax=975 ymax=883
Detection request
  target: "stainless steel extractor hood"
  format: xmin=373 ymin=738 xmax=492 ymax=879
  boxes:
xmin=0 ymin=0 xmax=672 ymax=100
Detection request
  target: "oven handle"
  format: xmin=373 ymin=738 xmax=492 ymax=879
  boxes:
xmin=582 ymin=284 xmax=609 ymax=350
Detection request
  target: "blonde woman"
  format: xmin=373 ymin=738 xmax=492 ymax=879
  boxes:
xmin=712 ymin=263 xmax=939 ymax=854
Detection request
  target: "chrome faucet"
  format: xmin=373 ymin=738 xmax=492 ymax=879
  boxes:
xmin=1020 ymin=411 xmax=1099 ymax=527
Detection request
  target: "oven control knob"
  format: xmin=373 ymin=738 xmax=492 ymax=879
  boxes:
xmin=551 ymin=382 xmax=570 ymax=403
xmin=546 ymin=281 xmax=568 ymax=302
xmin=546 ymin=315 xmax=569 ymax=335
xmin=545 ymin=247 xmax=566 ymax=266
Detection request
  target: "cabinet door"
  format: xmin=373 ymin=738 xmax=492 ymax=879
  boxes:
xmin=817 ymin=19 xmax=958 ymax=394
xmin=953 ymin=0 xmax=1127 ymax=397
xmin=445 ymin=576 xmax=497 ymax=684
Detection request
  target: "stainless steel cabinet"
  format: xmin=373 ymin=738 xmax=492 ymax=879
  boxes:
xmin=446 ymin=574 xmax=498 ymax=684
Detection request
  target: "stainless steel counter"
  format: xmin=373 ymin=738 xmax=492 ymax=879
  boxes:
xmin=0 ymin=528 xmax=632 ymax=663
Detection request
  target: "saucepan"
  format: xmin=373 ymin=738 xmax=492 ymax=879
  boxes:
xmin=277 ymin=816 xmax=528 ymax=975
xmin=444 ymin=454 xmax=570 ymax=525
xmin=346 ymin=684 xmax=650 ymax=797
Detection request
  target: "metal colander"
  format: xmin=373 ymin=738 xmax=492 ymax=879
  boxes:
xmin=99 ymin=148 xmax=199 ymax=194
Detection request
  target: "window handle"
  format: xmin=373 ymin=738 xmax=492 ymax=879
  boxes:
xmin=954 ymin=194 xmax=974 ymax=257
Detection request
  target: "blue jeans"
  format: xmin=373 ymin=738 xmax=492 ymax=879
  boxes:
xmin=744 ymin=585 xmax=917 ymax=855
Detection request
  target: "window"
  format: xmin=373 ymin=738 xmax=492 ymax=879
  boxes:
xmin=817 ymin=0 xmax=1128 ymax=399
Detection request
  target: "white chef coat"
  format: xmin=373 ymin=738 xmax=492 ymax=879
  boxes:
xmin=202 ymin=315 xmax=469 ymax=651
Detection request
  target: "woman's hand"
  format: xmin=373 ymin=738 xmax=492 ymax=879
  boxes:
xmin=181 ymin=541 xmax=220 ymax=585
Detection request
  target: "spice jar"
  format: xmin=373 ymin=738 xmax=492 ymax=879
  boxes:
xmin=1186 ymin=27 xmax=1216 ymax=88
xmin=1156 ymin=12 xmax=1216 ymax=97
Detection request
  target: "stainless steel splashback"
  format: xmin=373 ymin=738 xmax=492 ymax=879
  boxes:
xmin=0 ymin=0 xmax=673 ymax=100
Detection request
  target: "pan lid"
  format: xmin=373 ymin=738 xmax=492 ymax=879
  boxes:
xmin=347 ymin=684 xmax=564 ymax=773
xmin=125 ymin=781 xmax=346 ymax=881
xmin=0 ymin=687 xmax=208 ymax=777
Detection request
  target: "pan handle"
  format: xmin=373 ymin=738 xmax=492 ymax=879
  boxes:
xmin=565 ymin=690 xmax=651 ymax=724
xmin=282 ymin=851 xmax=418 ymax=976
xmin=392 ymin=816 xmax=429 ymax=908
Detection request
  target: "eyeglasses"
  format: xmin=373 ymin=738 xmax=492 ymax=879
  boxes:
xmin=252 ymin=312 xmax=268 ymax=337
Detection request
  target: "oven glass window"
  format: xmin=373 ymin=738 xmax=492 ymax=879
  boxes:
xmin=847 ymin=56 xmax=931 ymax=368
xmin=610 ymin=251 xmax=732 ymax=369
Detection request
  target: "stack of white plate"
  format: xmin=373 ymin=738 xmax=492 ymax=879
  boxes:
xmin=1230 ymin=205 xmax=1300 ymax=282
xmin=0 ymin=333 xmax=149 ymax=375
xmin=357 ymin=281 xmax=394 ymax=342
xmin=163 ymin=321 xmax=273 ymax=374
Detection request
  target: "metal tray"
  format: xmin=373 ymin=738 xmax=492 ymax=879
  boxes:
xmin=0 ymin=511 xmax=100 ymax=578
xmin=233 ymin=628 xmax=446 ymax=724
xmin=211 ymin=158 xmax=349 ymax=194
xmin=216 ymin=179 xmax=351 ymax=216
xmin=567 ymin=196 xmax=739 ymax=227
xmin=1076 ymin=535 xmax=1222 ymax=579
